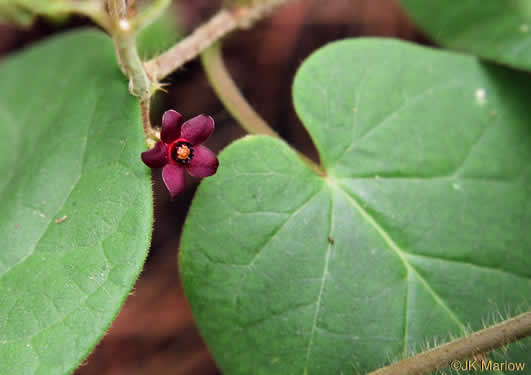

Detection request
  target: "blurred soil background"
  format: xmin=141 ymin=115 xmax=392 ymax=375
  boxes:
xmin=0 ymin=1 xmax=427 ymax=373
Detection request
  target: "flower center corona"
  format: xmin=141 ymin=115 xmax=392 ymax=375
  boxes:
xmin=170 ymin=141 xmax=194 ymax=164
xmin=177 ymin=145 xmax=190 ymax=160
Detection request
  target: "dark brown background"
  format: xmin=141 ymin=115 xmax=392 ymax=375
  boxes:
xmin=0 ymin=1 xmax=426 ymax=373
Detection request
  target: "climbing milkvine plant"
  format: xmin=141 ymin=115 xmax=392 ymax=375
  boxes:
xmin=0 ymin=1 xmax=530 ymax=374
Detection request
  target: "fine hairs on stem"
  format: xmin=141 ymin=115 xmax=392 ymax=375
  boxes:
xmin=94 ymin=1 xmax=531 ymax=372
xmin=103 ymin=0 xmax=294 ymax=145
xmin=105 ymin=0 xmax=173 ymax=145
xmin=105 ymin=0 xmax=151 ymax=99
xmin=144 ymin=0 xmax=294 ymax=82
xmin=368 ymin=312 xmax=531 ymax=375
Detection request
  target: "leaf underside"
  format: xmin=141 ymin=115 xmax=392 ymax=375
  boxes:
xmin=180 ymin=39 xmax=531 ymax=374
xmin=0 ymin=30 xmax=152 ymax=375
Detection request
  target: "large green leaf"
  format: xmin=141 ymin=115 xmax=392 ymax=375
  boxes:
xmin=180 ymin=39 xmax=531 ymax=374
xmin=400 ymin=0 xmax=531 ymax=71
xmin=0 ymin=30 xmax=152 ymax=374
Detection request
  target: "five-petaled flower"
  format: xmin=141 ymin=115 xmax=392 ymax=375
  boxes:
xmin=141 ymin=110 xmax=219 ymax=198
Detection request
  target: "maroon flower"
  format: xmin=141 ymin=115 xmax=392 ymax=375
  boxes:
xmin=141 ymin=110 xmax=219 ymax=198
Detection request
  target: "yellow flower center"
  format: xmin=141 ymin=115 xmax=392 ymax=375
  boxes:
xmin=176 ymin=144 xmax=191 ymax=160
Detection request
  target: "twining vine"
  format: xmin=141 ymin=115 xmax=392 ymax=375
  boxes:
xmin=42 ymin=1 xmax=531 ymax=374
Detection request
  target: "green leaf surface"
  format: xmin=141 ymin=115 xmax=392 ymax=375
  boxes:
xmin=400 ymin=0 xmax=531 ymax=71
xmin=0 ymin=30 xmax=152 ymax=374
xmin=180 ymin=39 xmax=531 ymax=374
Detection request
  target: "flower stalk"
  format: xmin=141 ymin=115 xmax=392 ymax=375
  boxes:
xmin=140 ymin=99 xmax=160 ymax=148
xmin=105 ymin=0 xmax=293 ymax=145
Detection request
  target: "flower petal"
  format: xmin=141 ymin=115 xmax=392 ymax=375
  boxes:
xmin=162 ymin=164 xmax=186 ymax=198
xmin=161 ymin=110 xmax=183 ymax=143
xmin=141 ymin=141 xmax=168 ymax=168
xmin=180 ymin=114 xmax=214 ymax=145
xmin=186 ymin=145 xmax=219 ymax=177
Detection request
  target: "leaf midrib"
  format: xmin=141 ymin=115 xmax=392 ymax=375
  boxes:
xmin=326 ymin=177 xmax=467 ymax=353
xmin=303 ymin=188 xmax=334 ymax=375
xmin=334 ymin=176 xmax=531 ymax=280
xmin=334 ymin=180 xmax=509 ymax=372
xmin=297 ymin=175 xmax=468 ymax=372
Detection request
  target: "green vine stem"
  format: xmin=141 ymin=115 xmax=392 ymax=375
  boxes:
xmin=106 ymin=0 xmax=151 ymax=99
xmin=145 ymin=0 xmax=293 ymax=82
xmin=201 ymin=42 xmax=279 ymax=138
xmin=106 ymin=0 xmax=157 ymax=145
xmin=103 ymin=0 xmax=296 ymax=146
xmin=201 ymin=42 xmax=326 ymax=177
xmin=369 ymin=311 xmax=531 ymax=375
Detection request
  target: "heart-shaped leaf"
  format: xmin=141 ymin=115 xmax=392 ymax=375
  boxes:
xmin=180 ymin=39 xmax=531 ymax=374
xmin=400 ymin=0 xmax=531 ymax=71
xmin=0 ymin=30 xmax=152 ymax=374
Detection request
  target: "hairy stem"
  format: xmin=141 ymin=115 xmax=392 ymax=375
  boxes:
xmin=106 ymin=0 xmax=155 ymax=143
xmin=201 ymin=42 xmax=326 ymax=177
xmin=140 ymin=99 xmax=160 ymax=147
xmin=114 ymin=33 xmax=152 ymax=99
xmin=107 ymin=0 xmax=151 ymax=99
xmin=145 ymin=0 xmax=293 ymax=81
xmin=369 ymin=312 xmax=531 ymax=375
